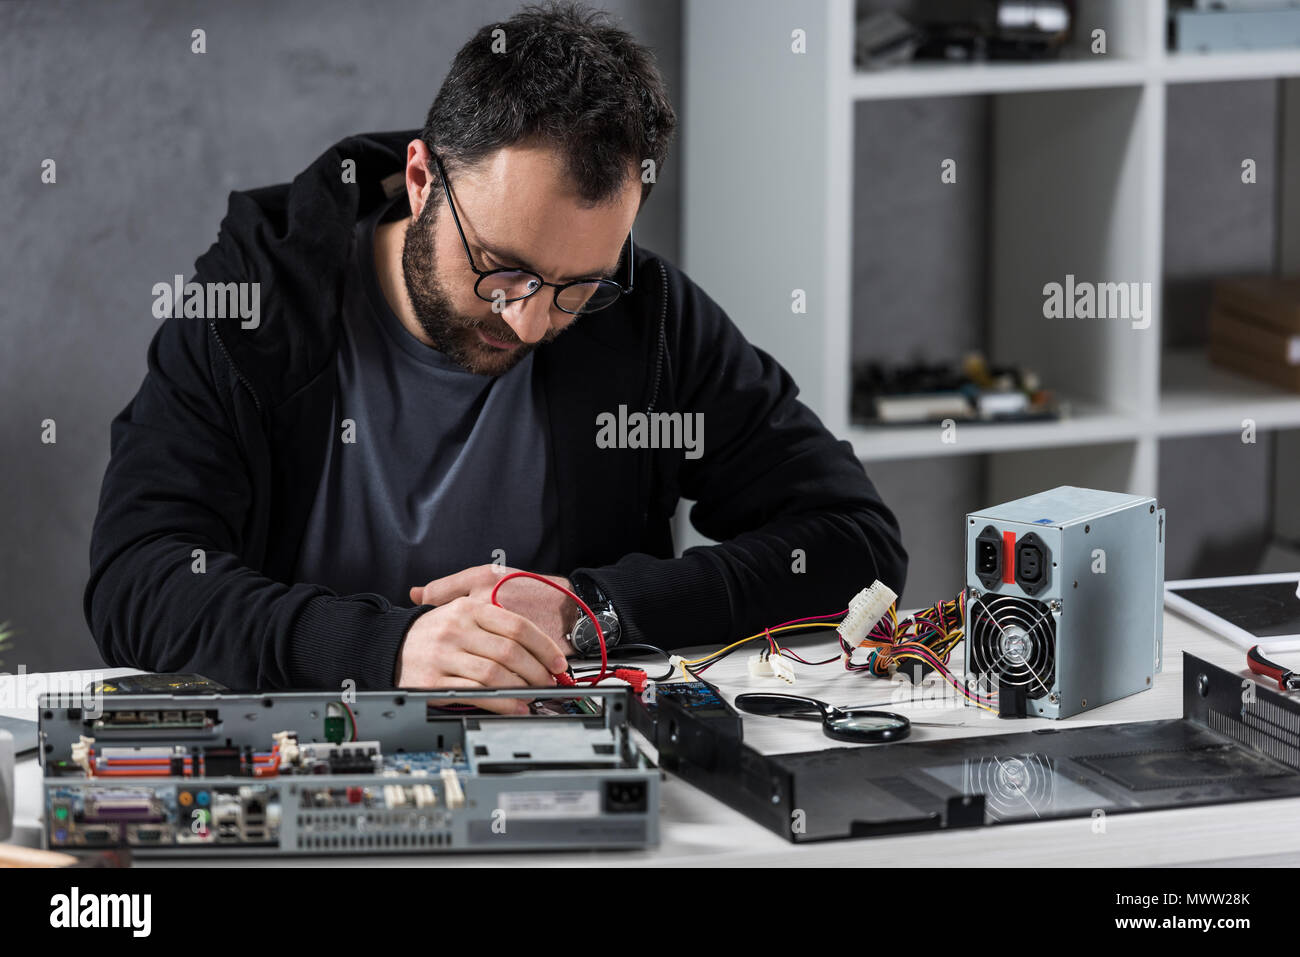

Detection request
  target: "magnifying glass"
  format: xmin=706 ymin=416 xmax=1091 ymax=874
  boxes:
xmin=734 ymin=692 xmax=912 ymax=743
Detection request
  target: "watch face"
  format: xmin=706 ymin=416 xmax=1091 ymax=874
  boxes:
xmin=573 ymin=609 xmax=620 ymax=657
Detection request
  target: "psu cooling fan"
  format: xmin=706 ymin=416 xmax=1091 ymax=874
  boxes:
xmin=966 ymin=594 xmax=1057 ymax=705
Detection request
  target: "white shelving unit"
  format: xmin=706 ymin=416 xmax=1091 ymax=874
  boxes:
xmin=680 ymin=0 xmax=1300 ymax=595
xmin=683 ymin=7 xmax=1299 ymax=479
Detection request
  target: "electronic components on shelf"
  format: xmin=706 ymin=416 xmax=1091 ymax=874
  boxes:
xmin=850 ymin=354 xmax=1062 ymax=426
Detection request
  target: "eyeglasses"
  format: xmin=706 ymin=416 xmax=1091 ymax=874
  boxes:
xmin=431 ymin=152 xmax=634 ymax=316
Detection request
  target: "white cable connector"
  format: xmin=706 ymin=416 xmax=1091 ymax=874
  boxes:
xmin=668 ymin=655 xmax=696 ymax=681
xmin=272 ymin=730 xmax=300 ymax=769
xmin=751 ymin=649 xmax=794 ymax=683
xmin=769 ymin=655 xmax=796 ymax=685
xmin=440 ymin=768 xmax=465 ymax=809
xmin=71 ymin=735 xmax=94 ymax=775
xmin=837 ymin=580 xmax=898 ymax=646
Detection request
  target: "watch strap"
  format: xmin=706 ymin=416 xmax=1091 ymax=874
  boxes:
xmin=568 ymin=573 xmax=619 ymax=651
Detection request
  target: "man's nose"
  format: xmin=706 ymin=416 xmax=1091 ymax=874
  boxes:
xmin=501 ymin=293 xmax=559 ymax=344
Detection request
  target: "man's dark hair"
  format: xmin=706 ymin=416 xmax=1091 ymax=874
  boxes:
xmin=421 ymin=1 xmax=676 ymax=208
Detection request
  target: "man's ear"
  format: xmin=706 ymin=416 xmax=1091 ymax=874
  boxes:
xmin=406 ymin=139 xmax=435 ymax=219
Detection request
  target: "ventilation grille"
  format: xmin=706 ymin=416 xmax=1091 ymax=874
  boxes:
xmin=293 ymin=810 xmax=455 ymax=851
xmin=1076 ymin=744 xmax=1292 ymax=791
xmin=1209 ymin=705 xmax=1300 ymax=772
xmin=294 ymin=831 xmax=452 ymax=851
xmin=966 ymin=595 xmax=1057 ymax=700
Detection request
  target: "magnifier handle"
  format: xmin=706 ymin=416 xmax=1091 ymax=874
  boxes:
xmin=735 ymin=692 xmax=826 ymax=717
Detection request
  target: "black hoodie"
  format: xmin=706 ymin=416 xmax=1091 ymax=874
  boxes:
xmin=84 ymin=130 xmax=907 ymax=691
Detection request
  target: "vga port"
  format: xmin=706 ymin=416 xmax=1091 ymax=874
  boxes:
xmin=126 ymin=824 xmax=171 ymax=845
xmin=78 ymin=824 xmax=120 ymax=845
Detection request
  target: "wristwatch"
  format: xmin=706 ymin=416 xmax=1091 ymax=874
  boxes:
xmin=567 ymin=574 xmax=621 ymax=657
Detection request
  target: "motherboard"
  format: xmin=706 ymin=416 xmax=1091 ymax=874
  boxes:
xmin=38 ymin=687 xmax=657 ymax=856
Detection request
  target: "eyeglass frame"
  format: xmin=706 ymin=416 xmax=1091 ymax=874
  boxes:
xmin=429 ymin=151 xmax=635 ymax=315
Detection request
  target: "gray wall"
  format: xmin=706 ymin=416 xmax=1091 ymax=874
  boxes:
xmin=1159 ymin=80 xmax=1280 ymax=577
xmin=0 ymin=0 xmax=682 ymax=673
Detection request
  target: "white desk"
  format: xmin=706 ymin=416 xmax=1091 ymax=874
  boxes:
xmin=5 ymin=612 xmax=1300 ymax=867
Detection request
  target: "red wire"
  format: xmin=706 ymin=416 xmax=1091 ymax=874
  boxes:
xmin=340 ymin=700 xmax=358 ymax=741
xmin=779 ymin=649 xmax=841 ymax=666
xmin=489 ymin=570 xmax=609 ymax=682
xmin=775 ymin=609 xmax=848 ymax=628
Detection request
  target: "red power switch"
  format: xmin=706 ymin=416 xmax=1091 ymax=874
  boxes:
xmin=1002 ymin=531 xmax=1017 ymax=584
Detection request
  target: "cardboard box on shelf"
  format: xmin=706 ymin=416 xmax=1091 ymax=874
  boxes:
xmin=1208 ymin=277 xmax=1300 ymax=392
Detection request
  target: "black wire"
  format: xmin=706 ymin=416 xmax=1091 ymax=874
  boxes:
xmin=570 ymin=659 xmax=677 ymax=683
xmin=681 ymin=641 xmax=747 ymax=675
xmin=613 ymin=643 xmax=673 ymax=662
xmin=614 ymin=642 xmax=669 ymax=657
xmin=695 ymin=623 xmax=842 ymax=674
xmin=575 ymin=642 xmax=677 ymax=681
xmin=567 ymin=670 xmax=669 ymax=685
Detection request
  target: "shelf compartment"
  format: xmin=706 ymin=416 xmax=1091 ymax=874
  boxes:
xmin=851 ymin=0 xmax=1151 ymax=100
xmin=1163 ymin=49 xmax=1300 ymax=84
xmin=1159 ymin=349 xmax=1300 ymax=437
xmin=851 ymin=58 xmax=1148 ymax=101
xmin=850 ymin=402 xmax=1141 ymax=461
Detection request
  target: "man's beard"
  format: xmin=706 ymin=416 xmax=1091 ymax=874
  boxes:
xmin=399 ymin=199 xmax=552 ymax=376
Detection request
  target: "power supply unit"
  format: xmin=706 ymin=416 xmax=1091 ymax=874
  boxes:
xmin=964 ymin=486 xmax=1165 ymax=719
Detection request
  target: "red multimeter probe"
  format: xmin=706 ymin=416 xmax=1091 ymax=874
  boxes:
xmin=488 ymin=570 xmax=647 ymax=692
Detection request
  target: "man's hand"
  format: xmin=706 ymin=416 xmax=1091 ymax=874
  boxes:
xmin=409 ymin=565 xmax=580 ymax=656
xmin=395 ymin=597 xmax=569 ymax=715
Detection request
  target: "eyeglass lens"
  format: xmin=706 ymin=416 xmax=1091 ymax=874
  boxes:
xmin=476 ymin=272 xmax=621 ymax=314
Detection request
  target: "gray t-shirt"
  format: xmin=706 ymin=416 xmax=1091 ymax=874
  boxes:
xmin=292 ymin=196 xmax=558 ymax=605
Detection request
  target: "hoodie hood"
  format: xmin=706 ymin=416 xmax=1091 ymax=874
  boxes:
xmin=193 ymin=130 xmax=419 ymax=410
